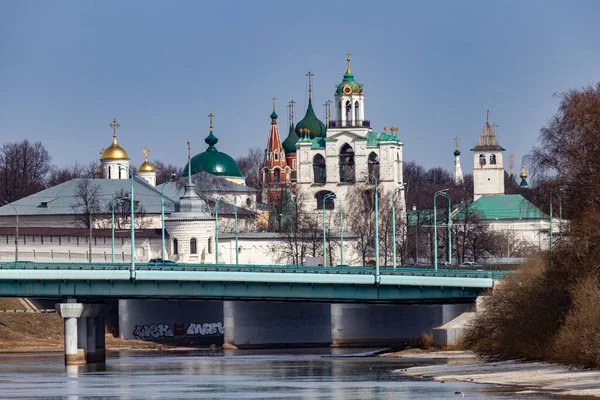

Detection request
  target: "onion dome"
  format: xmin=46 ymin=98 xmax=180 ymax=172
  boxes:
xmin=100 ymin=119 xmax=129 ymax=160
xmin=282 ymin=123 xmax=299 ymax=154
xmin=335 ymin=53 xmax=363 ymax=95
xmin=94 ymin=165 xmax=102 ymax=175
xmin=271 ymin=110 xmax=278 ymax=120
xmin=519 ymin=165 xmax=529 ymax=187
xmin=182 ymin=131 xmax=244 ymax=178
xmin=454 ymin=149 xmax=461 ymax=156
xmin=294 ymin=99 xmax=326 ymax=139
xmin=139 ymin=146 xmax=155 ymax=172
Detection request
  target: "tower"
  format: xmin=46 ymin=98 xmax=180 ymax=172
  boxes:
xmin=100 ymin=118 xmax=131 ymax=179
xmin=453 ymin=136 xmax=464 ymax=185
xmin=281 ymin=100 xmax=299 ymax=182
xmin=519 ymin=163 xmax=529 ymax=187
xmin=261 ymin=98 xmax=290 ymax=202
xmin=333 ymin=52 xmax=365 ymax=128
xmin=138 ymin=146 xmax=156 ymax=186
xmin=471 ymin=111 xmax=505 ymax=200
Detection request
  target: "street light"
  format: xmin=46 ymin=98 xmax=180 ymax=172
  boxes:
xmin=119 ymin=166 xmax=135 ymax=279
xmin=215 ymin=197 xmax=224 ymax=264
xmin=234 ymin=204 xmax=238 ymax=265
xmin=365 ymin=172 xmax=380 ymax=281
xmin=433 ymin=189 xmax=452 ymax=270
xmin=322 ymin=193 xmax=336 ymax=267
xmin=549 ymin=190 xmax=563 ymax=250
xmin=392 ymin=183 xmax=407 ymax=269
xmin=111 ymin=197 xmax=126 ymax=263
xmin=3 ymin=201 xmax=18 ymax=262
xmin=338 ymin=198 xmax=344 ymax=266
xmin=161 ymin=173 xmax=177 ymax=260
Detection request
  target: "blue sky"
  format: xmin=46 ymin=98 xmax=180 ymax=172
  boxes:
xmin=1 ymin=0 xmax=599 ymax=176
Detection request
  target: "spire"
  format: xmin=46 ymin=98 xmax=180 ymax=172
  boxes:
xmin=453 ymin=136 xmax=464 ymax=185
xmin=205 ymin=113 xmax=218 ymax=151
xmin=271 ymin=97 xmax=278 ymax=121
xmin=509 ymin=154 xmax=515 ymax=178
xmin=346 ymin=52 xmax=352 ymax=74
xmin=264 ymin=104 xmax=286 ymax=169
xmin=471 ymin=110 xmax=505 ymax=152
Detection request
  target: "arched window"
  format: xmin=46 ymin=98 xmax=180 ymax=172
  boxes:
xmin=234 ymin=196 xmax=238 ymax=205
xmin=263 ymin=168 xmax=268 ymax=183
xmin=313 ymin=154 xmax=326 ymax=184
xmin=479 ymin=154 xmax=486 ymax=166
xmin=316 ymin=191 xmax=335 ymax=210
xmin=339 ymin=144 xmax=355 ymax=183
xmin=345 ymin=101 xmax=352 ymax=125
xmin=490 ymin=154 xmax=497 ymax=165
xmin=368 ymin=152 xmax=380 ymax=181
xmin=354 ymin=101 xmax=360 ymax=124
xmin=274 ymin=168 xmax=281 ymax=183
xmin=173 ymin=238 xmax=179 ymax=255
xmin=118 ymin=168 xmax=122 ymax=179
xmin=190 ymin=238 xmax=197 ymax=254
xmin=108 ymin=167 xmax=111 ymax=179
xmin=246 ymin=198 xmax=252 ymax=207
xmin=208 ymin=237 xmax=213 ymax=254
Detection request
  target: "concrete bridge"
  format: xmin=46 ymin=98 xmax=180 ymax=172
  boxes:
xmin=0 ymin=261 xmax=507 ymax=365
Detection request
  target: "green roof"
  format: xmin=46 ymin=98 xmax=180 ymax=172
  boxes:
xmin=456 ymin=194 xmax=547 ymax=220
xmin=295 ymin=99 xmax=327 ymax=139
xmin=311 ymin=137 xmax=325 ymax=149
xmin=282 ymin=123 xmax=299 ymax=154
xmin=182 ymin=131 xmax=244 ymax=178
xmin=335 ymin=72 xmax=363 ymax=95
xmin=365 ymin=131 xmax=402 ymax=146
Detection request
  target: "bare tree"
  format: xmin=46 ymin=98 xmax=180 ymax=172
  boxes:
xmin=0 ymin=140 xmax=51 ymax=203
xmin=71 ymin=180 xmax=101 ymax=228
xmin=346 ymin=183 xmax=377 ymax=265
xmin=236 ymin=147 xmax=263 ymax=191
xmin=48 ymin=161 xmax=97 ymax=187
xmin=104 ymin=189 xmax=151 ymax=229
xmin=154 ymin=159 xmax=183 ymax=185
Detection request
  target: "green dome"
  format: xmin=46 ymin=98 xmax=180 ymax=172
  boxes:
xmin=282 ymin=123 xmax=299 ymax=154
xmin=270 ymin=110 xmax=278 ymax=120
xmin=335 ymin=72 xmax=363 ymax=95
xmin=454 ymin=149 xmax=461 ymax=156
xmin=182 ymin=132 xmax=244 ymax=178
xmin=294 ymin=99 xmax=326 ymax=139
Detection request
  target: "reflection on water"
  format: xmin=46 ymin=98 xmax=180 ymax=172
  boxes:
xmin=0 ymin=349 xmax=556 ymax=399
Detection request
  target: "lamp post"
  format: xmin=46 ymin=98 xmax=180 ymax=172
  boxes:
xmin=111 ymin=197 xmax=126 ymax=263
xmin=365 ymin=173 xmax=380 ymax=281
xmin=549 ymin=190 xmax=563 ymax=250
xmin=119 ymin=166 xmax=135 ymax=278
xmin=3 ymin=201 xmax=18 ymax=262
xmin=392 ymin=184 xmax=406 ymax=269
xmin=322 ymin=193 xmax=336 ymax=266
xmin=338 ymin=198 xmax=344 ymax=266
xmin=234 ymin=204 xmax=238 ymax=265
xmin=433 ymin=189 xmax=451 ymax=270
xmin=160 ymin=174 xmax=177 ymax=260
xmin=215 ymin=197 xmax=222 ymax=264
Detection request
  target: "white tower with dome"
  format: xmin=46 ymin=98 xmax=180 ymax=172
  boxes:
xmin=100 ymin=118 xmax=131 ymax=179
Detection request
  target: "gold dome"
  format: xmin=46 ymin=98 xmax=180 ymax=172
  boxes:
xmin=520 ymin=166 xmax=528 ymax=179
xmin=100 ymin=133 xmax=130 ymax=160
xmin=94 ymin=165 xmax=102 ymax=175
xmin=138 ymin=146 xmax=155 ymax=172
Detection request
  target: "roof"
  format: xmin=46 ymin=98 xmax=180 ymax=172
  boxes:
xmin=0 ymin=178 xmax=176 ymax=217
xmin=282 ymin=123 xmax=299 ymax=154
xmin=0 ymin=227 xmax=166 ymax=238
xmin=182 ymin=132 xmax=244 ymax=178
xmin=456 ymin=194 xmax=548 ymax=220
xmin=294 ymin=99 xmax=327 ymax=139
xmin=100 ymin=133 xmax=129 ymax=160
xmin=311 ymin=137 xmax=325 ymax=149
xmin=336 ymin=72 xmax=363 ymax=95
xmin=366 ymin=131 xmax=402 ymax=146
xmin=471 ymin=120 xmax=505 ymax=152
xmin=157 ymin=173 xmax=257 ymax=203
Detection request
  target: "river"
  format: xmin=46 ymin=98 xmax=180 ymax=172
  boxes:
xmin=0 ymin=348 xmax=562 ymax=399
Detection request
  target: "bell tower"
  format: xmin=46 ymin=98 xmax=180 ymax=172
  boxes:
xmin=471 ymin=111 xmax=505 ymax=200
xmin=333 ymin=53 xmax=365 ymax=128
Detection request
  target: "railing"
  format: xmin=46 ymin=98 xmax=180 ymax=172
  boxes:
xmin=328 ymin=120 xmax=370 ymax=129
xmin=0 ymin=261 xmax=509 ymax=280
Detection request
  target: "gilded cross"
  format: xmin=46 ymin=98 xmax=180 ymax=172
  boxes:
xmin=290 ymin=100 xmax=296 ymax=122
xmin=110 ymin=118 xmax=120 ymax=135
xmin=454 ymin=136 xmax=459 ymax=150
xmin=486 ymin=109 xmax=489 ymax=123
xmin=383 ymin=126 xmax=388 ymax=132
xmin=509 ymin=154 xmax=515 ymax=175
xmin=346 ymin=52 xmax=352 ymax=73
xmin=142 ymin=146 xmax=150 ymax=161
xmin=490 ymin=123 xmax=499 ymax=135
xmin=272 ymin=97 xmax=276 ymax=111
xmin=208 ymin=113 xmax=214 ymax=130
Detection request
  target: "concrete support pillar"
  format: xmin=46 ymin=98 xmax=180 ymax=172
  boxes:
xmin=63 ymin=317 xmax=84 ymax=365
xmin=86 ymin=317 xmax=97 ymax=363
xmin=77 ymin=317 xmax=87 ymax=360
xmin=95 ymin=317 xmax=106 ymax=363
xmin=223 ymin=301 xmax=235 ymax=346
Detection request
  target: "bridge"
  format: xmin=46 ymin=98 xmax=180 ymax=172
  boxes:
xmin=0 ymin=262 xmax=507 ymax=303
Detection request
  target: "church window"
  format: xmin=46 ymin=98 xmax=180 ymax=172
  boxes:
xmin=234 ymin=196 xmax=238 ymax=205
xmin=368 ymin=152 xmax=380 ymax=181
xmin=292 ymin=159 xmax=296 ymax=169
xmin=274 ymin=168 xmax=281 ymax=183
xmin=208 ymin=238 xmax=213 ymax=254
xmin=316 ymin=190 xmax=335 ymax=210
xmin=173 ymin=239 xmax=179 ymax=255
xmin=313 ymin=154 xmax=326 ymax=184
xmin=246 ymin=198 xmax=252 ymax=207
xmin=345 ymin=101 xmax=352 ymax=125
xmin=190 ymin=238 xmax=197 ymax=255
xmin=267 ymin=153 xmax=271 ymax=161
xmin=354 ymin=101 xmax=360 ymax=124
xmin=59 ymin=236 xmax=62 ymax=245
xmin=490 ymin=154 xmax=497 ymax=165
xmin=339 ymin=144 xmax=356 ymax=183
xmin=479 ymin=154 xmax=486 ymax=166
xmin=274 ymin=153 xmax=278 ymax=161
xmin=94 ymin=237 xmax=97 ymax=246
xmin=108 ymin=168 xmax=111 ymax=179
xmin=76 ymin=237 xmax=79 ymax=245
xmin=23 ymin=236 xmax=26 ymax=245
xmin=118 ymin=168 xmax=122 ymax=179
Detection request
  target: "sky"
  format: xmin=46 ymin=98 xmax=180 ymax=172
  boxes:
xmin=1 ymin=0 xmax=600 ymax=176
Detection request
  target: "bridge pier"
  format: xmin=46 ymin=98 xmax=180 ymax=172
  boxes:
xmin=55 ymin=301 xmax=109 ymax=365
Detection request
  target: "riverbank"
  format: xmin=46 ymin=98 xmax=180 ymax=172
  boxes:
xmin=393 ymin=350 xmax=600 ymax=398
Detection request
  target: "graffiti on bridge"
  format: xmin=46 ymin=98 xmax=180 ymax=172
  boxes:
xmin=133 ymin=322 xmax=224 ymax=339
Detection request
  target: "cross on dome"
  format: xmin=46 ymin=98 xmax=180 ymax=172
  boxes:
xmin=142 ymin=146 xmax=150 ymax=161
xmin=208 ymin=113 xmax=214 ymax=130
xmin=110 ymin=118 xmax=120 ymax=136
xmin=346 ymin=51 xmax=352 ymax=73
xmin=306 ymin=71 xmax=314 ymax=98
